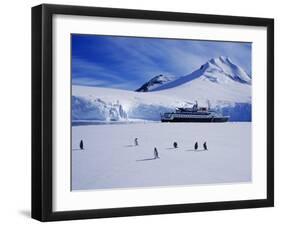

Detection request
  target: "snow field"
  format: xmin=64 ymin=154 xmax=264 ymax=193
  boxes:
xmin=72 ymin=122 xmax=251 ymax=190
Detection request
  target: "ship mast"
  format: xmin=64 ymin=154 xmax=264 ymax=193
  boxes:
xmin=207 ymin=100 xmax=211 ymax=111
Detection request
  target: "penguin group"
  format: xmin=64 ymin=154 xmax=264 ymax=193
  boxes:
xmin=194 ymin=141 xmax=208 ymax=150
xmin=77 ymin=138 xmax=208 ymax=160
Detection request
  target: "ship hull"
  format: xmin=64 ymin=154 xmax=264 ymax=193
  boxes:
xmin=161 ymin=117 xmax=229 ymax=123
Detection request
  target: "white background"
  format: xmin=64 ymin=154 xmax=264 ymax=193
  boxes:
xmin=0 ymin=0 xmax=279 ymax=225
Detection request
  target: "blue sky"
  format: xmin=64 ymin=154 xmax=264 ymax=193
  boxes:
xmin=72 ymin=34 xmax=251 ymax=90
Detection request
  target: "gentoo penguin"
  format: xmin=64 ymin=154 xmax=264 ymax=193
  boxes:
xmin=194 ymin=142 xmax=198 ymax=150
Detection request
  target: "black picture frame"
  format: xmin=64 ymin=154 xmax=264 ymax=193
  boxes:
xmin=32 ymin=4 xmax=274 ymax=222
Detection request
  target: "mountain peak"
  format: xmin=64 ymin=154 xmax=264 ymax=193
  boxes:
xmin=208 ymin=56 xmax=233 ymax=66
xmin=135 ymin=74 xmax=175 ymax=92
xmin=202 ymin=56 xmax=251 ymax=84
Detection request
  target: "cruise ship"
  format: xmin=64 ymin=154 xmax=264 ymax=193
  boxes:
xmin=161 ymin=102 xmax=229 ymax=123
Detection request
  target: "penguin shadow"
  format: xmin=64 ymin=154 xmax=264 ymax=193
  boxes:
xmin=124 ymin=144 xmax=136 ymax=148
xmin=72 ymin=148 xmax=84 ymax=151
xmin=184 ymin=149 xmax=196 ymax=152
xmin=166 ymin=147 xmax=177 ymax=150
xmin=136 ymin=157 xmax=157 ymax=162
xmin=184 ymin=149 xmax=208 ymax=152
xmin=197 ymin=149 xmax=208 ymax=152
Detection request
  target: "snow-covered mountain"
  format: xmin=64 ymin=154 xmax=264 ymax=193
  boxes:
xmin=72 ymin=56 xmax=252 ymax=122
xmin=152 ymin=56 xmax=251 ymax=92
xmin=149 ymin=56 xmax=251 ymax=103
xmin=135 ymin=74 xmax=175 ymax=92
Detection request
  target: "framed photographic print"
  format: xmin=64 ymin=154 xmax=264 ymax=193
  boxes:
xmin=32 ymin=4 xmax=274 ymax=221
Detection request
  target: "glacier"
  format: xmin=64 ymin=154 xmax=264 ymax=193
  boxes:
xmin=72 ymin=96 xmax=128 ymax=121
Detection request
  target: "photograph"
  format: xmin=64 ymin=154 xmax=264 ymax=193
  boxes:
xmin=30 ymin=3 xmax=274 ymax=222
xmin=71 ymin=34 xmax=252 ymax=191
